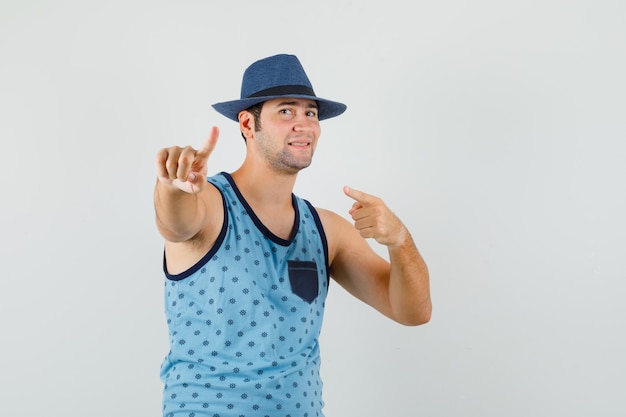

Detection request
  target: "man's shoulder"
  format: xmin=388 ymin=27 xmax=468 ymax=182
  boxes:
xmin=308 ymin=207 xmax=350 ymax=232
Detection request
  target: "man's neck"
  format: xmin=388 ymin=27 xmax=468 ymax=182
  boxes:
xmin=230 ymin=163 xmax=298 ymax=208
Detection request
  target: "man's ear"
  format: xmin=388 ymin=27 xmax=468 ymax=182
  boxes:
xmin=238 ymin=110 xmax=254 ymax=140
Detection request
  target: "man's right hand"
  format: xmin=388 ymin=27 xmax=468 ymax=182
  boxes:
xmin=155 ymin=126 xmax=220 ymax=194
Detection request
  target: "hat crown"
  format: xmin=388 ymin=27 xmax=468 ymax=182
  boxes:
xmin=240 ymin=54 xmax=315 ymax=99
xmin=211 ymin=53 xmax=346 ymax=122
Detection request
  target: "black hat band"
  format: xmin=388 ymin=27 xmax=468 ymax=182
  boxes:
xmin=248 ymin=85 xmax=316 ymax=99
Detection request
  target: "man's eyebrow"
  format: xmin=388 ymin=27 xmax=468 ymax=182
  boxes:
xmin=275 ymin=100 xmax=318 ymax=109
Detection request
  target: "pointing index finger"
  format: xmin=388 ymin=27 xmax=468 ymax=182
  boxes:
xmin=196 ymin=126 xmax=220 ymax=159
xmin=343 ymin=185 xmax=374 ymax=204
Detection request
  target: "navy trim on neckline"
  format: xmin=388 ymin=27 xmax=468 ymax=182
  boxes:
xmin=220 ymin=172 xmax=300 ymax=247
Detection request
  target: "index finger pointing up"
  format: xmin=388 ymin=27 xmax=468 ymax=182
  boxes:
xmin=196 ymin=126 xmax=220 ymax=160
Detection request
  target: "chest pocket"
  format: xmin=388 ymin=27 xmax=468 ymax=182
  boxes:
xmin=287 ymin=260 xmax=319 ymax=304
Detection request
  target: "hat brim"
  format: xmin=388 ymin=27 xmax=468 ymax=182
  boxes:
xmin=212 ymin=95 xmax=347 ymax=122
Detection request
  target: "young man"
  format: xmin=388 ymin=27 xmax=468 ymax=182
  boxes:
xmin=154 ymin=54 xmax=431 ymax=417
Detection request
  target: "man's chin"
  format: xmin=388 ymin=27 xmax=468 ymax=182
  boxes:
xmin=274 ymin=161 xmax=312 ymax=175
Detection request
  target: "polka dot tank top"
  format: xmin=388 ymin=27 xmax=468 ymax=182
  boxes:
xmin=160 ymin=172 xmax=330 ymax=417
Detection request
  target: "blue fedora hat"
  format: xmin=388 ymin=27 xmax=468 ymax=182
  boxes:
xmin=212 ymin=54 xmax=347 ymax=122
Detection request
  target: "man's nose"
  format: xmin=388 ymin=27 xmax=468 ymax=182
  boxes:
xmin=293 ymin=113 xmax=315 ymax=131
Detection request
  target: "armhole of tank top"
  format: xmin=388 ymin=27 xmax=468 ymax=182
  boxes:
xmin=163 ymin=182 xmax=229 ymax=281
xmin=304 ymin=200 xmax=330 ymax=288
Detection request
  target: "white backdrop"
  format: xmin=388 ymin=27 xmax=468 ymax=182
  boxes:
xmin=1 ymin=1 xmax=625 ymax=416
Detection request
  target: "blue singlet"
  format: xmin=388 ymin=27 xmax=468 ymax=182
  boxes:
xmin=160 ymin=172 xmax=330 ymax=417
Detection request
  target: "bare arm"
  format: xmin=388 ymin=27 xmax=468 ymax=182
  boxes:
xmin=322 ymin=186 xmax=431 ymax=326
xmin=154 ymin=127 xmax=221 ymax=243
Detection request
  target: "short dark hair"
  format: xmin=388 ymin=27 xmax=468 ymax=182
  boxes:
xmin=240 ymin=102 xmax=263 ymax=142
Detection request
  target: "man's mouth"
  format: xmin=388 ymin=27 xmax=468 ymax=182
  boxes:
xmin=288 ymin=140 xmax=311 ymax=147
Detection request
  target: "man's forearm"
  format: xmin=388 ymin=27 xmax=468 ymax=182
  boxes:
xmin=387 ymin=234 xmax=432 ymax=326
xmin=154 ymin=180 xmax=205 ymax=242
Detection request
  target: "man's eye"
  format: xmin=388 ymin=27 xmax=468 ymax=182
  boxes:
xmin=279 ymin=109 xmax=292 ymax=115
xmin=306 ymin=110 xmax=318 ymax=117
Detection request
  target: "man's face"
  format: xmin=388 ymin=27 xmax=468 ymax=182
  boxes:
xmin=253 ymin=97 xmax=321 ymax=175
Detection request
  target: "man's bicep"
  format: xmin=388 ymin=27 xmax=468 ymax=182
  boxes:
xmin=323 ymin=210 xmax=394 ymax=317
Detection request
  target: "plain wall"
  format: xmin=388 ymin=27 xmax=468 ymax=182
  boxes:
xmin=1 ymin=1 xmax=625 ymax=416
